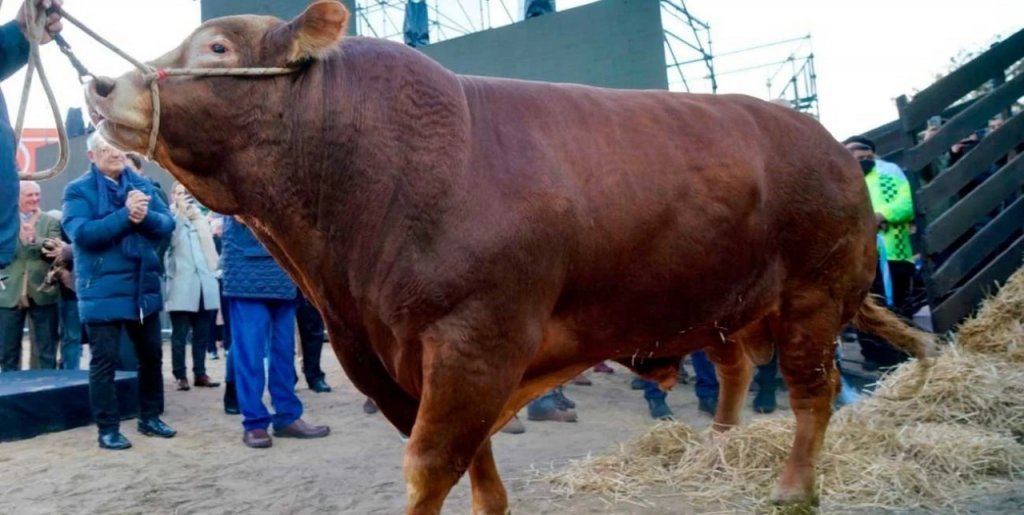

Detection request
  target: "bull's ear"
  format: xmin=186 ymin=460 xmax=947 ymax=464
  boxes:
xmin=287 ymin=1 xmax=349 ymax=64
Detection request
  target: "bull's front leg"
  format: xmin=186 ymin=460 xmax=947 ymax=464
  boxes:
xmin=403 ymin=314 xmax=535 ymax=515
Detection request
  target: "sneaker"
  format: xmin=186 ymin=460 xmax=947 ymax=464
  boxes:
xmin=500 ymin=415 xmax=526 ymax=434
xmin=571 ymin=374 xmax=592 ymax=386
xmin=527 ymin=394 xmax=578 ymax=422
xmin=552 ymin=388 xmax=576 ymax=410
xmin=697 ymin=396 xmax=718 ymax=416
xmin=647 ymin=397 xmax=675 ymax=420
xmin=208 ymin=351 xmax=220 ymax=361
xmin=176 ymin=378 xmax=190 ymax=391
xmin=363 ymin=397 xmax=379 ymax=414
xmin=753 ymin=388 xmax=777 ymax=414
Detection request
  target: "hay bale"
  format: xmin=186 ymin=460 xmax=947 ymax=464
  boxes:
xmin=956 ymin=267 xmax=1024 ymax=362
xmin=546 ymin=266 xmax=1024 ymax=511
xmin=837 ymin=348 xmax=1024 ymax=436
xmin=546 ymin=417 xmax=1024 ymax=512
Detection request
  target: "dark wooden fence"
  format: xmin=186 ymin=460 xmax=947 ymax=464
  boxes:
xmin=861 ymin=29 xmax=1024 ymax=333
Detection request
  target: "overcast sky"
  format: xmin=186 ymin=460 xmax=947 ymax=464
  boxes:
xmin=1 ymin=0 xmax=1019 ymax=140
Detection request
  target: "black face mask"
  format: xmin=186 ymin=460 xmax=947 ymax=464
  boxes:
xmin=859 ymin=159 xmax=875 ymax=174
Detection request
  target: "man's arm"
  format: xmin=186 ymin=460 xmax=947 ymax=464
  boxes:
xmin=62 ymin=185 xmax=133 ymax=251
xmin=0 ymin=170 xmax=15 ymax=268
xmin=0 ymin=21 xmax=30 ymax=269
xmin=0 ymin=21 xmax=29 ymax=82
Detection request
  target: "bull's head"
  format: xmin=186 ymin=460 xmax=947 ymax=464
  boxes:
xmin=83 ymin=0 xmax=349 ymax=211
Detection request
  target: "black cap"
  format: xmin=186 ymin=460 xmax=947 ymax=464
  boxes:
xmin=843 ymin=135 xmax=876 ymax=152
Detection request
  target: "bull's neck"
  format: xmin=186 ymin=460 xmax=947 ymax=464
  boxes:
xmin=235 ymin=39 xmax=473 ymax=314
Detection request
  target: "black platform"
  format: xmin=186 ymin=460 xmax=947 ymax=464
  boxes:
xmin=0 ymin=370 xmax=139 ymax=442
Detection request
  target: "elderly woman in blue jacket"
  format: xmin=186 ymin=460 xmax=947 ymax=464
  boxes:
xmin=221 ymin=216 xmax=330 ymax=448
xmin=62 ymin=133 xmax=176 ymax=450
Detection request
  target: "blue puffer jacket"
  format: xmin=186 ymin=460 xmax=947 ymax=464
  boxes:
xmin=0 ymin=21 xmax=29 ymax=269
xmin=220 ymin=217 xmax=296 ymax=300
xmin=62 ymin=166 xmax=175 ymax=323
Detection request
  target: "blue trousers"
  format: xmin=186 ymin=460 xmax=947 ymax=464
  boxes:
xmin=690 ymin=350 xmax=719 ymax=399
xmin=228 ymin=298 xmax=302 ymax=432
xmin=59 ymin=297 xmax=82 ymax=370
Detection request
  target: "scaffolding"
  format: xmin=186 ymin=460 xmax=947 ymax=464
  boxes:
xmin=352 ymin=0 xmax=521 ymax=43
xmin=661 ymin=1 xmax=716 ymax=94
xmin=350 ymin=1 xmax=817 ymax=116
xmin=711 ymin=35 xmax=819 ymax=117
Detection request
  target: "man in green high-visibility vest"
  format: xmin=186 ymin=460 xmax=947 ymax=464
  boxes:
xmin=843 ymin=135 xmax=918 ymax=370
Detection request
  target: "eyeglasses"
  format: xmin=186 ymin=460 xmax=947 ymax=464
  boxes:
xmin=95 ymin=147 xmax=123 ymax=156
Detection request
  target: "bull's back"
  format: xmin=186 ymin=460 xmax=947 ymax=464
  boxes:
xmin=457 ymin=77 xmax=871 ymax=338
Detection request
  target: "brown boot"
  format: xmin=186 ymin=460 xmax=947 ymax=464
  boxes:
xmin=274 ymin=419 xmax=330 ymax=439
xmin=194 ymin=374 xmax=221 ymax=388
xmin=176 ymin=378 xmax=190 ymax=391
xmin=243 ymin=428 xmax=272 ymax=449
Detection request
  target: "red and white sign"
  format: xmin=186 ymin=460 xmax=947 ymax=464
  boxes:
xmin=17 ymin=128 xmax=60 ymax=174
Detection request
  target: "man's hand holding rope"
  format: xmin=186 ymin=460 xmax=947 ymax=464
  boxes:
xmin=15 ymin=0 xmax=62 ymax=44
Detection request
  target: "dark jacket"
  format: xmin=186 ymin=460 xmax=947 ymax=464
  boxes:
xmin=61 ymin=166 xmax=174 ymax=323
xmin=0 ymin=21 xmax=29 ymax=269
xmin=145 ymin=178 xmax=172 ymax=273
xmin=220 ymin=217 xmax=295 ymax=301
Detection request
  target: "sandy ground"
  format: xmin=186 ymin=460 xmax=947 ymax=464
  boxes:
xmin=1 ymin=345 xmax=1021 ymax=514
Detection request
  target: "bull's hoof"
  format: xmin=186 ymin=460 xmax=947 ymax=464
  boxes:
xmin=471 ymin=509 xmax=511 ymax=515
xmin=770 ymin=485 xmax=820 ymax=512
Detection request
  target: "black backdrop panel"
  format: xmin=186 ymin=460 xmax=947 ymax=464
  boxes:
xmin=0 ymin=370 xmax=139 ymax=442
xmin=422 ymin=0 xmax=668 ymax=90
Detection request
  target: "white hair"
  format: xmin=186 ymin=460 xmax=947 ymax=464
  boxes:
xmin=86 ymin=131 xmax=106 ymax=151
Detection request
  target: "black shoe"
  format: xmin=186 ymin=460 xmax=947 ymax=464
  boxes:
xmin=137 ymin=417 xmax=176 ymax=438
xmin=753 ymin=388 xmax=777 ymax=414
xmin=308 ymin=377 xmax=332 ymax=393
xmin=697 ymin=396 xmax=718 ymax=416
xmin=98 ymin=432 xmax=132 ymax=450
xmin=224 ymin=382 xmax=240 ymax=415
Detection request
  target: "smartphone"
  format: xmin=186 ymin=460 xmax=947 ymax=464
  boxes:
xmin=927 ymin=116 xmax=942 ymax=129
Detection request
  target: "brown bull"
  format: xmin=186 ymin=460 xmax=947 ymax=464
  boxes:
xmin=84 ymin=2 xmax=928 ymax=513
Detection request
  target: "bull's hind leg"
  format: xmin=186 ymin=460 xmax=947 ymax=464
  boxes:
xmin=403 ymin=321 xmax=532 ymax=515
xmin=772 ymin=290 xmax=842 ymax=507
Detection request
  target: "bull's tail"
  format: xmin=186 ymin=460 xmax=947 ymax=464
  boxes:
xmin=851 ymin=295 xmax=933 ymax=397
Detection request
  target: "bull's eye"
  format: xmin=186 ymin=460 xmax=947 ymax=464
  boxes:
xmin=211 ymin=43 xmax=227 ymax=54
